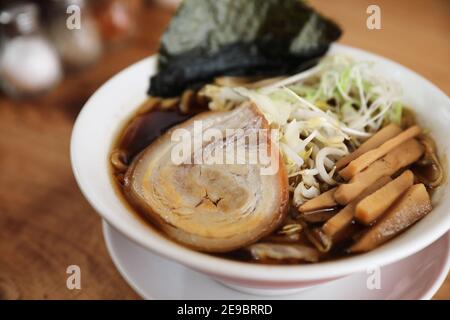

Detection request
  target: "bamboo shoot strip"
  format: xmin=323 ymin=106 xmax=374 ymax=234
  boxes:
xmin=322 ymin=176 xmax=391 ymax=239
xmin=339 ymin=126 xmax=421 ymax=180
xmin=350 ymin=184 xmax=431 ymax=253
xmin=299 ymin=188 xmax=337 ymax=213
xmin=334 ymin=139 xmax=424 ymax=205
xmin=335 ymin=123 xmax=402 ymax=170
xmin=355 ymin=170 xmax=414 ymax=225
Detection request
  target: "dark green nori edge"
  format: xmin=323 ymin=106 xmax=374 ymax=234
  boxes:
xmin=148 ymin=0 xmax=342 ymax=97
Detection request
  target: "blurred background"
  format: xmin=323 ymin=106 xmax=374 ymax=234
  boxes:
xmin=0 ymin=0 xmax=172 ymax=105
xmin=0 ymin=0 xmax=448 ymax=299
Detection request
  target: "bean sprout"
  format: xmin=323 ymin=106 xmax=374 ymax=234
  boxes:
xmin=202 ymin=54 xmax=403 ymax=205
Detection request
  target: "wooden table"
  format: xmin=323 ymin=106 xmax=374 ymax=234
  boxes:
xmin=0 ymin=0 xmax=448 ymax=300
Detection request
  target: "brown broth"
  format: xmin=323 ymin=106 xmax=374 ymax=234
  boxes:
xmin=116 ymin=110 xmax=194 ymax=166
xmin=111 ymin=101 xmax=444 ymax=265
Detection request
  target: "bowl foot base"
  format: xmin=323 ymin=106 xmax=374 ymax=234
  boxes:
xmin=214 ymin=279 xmax=314 ymax=296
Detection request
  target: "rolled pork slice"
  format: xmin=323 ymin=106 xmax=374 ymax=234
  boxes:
xmin=124 ymin=103 xmax=289 ymax=252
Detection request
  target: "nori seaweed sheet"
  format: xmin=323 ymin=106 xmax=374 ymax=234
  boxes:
xmin=148 ymin=0 xmax=342 ymax=97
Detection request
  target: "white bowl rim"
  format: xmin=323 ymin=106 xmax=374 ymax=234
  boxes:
xmin=71 ymin=44 xmax=450 ymax=282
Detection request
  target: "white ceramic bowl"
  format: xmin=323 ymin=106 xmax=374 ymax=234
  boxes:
xmin=71 ymin=44 xmax=450 ymax=295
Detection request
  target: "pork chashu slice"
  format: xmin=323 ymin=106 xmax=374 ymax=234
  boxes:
xmin=124 ymin=103 xmax=289 ymax=252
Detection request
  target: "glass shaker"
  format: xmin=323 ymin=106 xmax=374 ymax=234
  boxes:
xmin=92 ymin=0 xmax=140 ymax=47
xmin=47 ymin=0 xmax=103 ymax=70
xmin=0 ymin=3 xmax=62 ymax=98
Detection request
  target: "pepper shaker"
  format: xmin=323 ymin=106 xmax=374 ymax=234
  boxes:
xmin=47 ymin=0 xmax=103 ymax=70
xmin=0 ymin=3 xmax=62 ymax=98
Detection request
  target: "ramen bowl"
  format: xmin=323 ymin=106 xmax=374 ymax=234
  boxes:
xmin=71 ymin=44 xmax=450 ymax=295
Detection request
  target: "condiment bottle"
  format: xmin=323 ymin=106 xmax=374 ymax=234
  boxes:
xmin=47 ymin=0 xmax=103 ymax=70
xmin=92 ymin=0 xmax=140 ymax=47
xmin=0 ymin=3 xmax=62 ymax=98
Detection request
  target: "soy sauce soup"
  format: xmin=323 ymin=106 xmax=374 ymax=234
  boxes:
xmin=110 ymin=95 xmax=444 ymax=265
